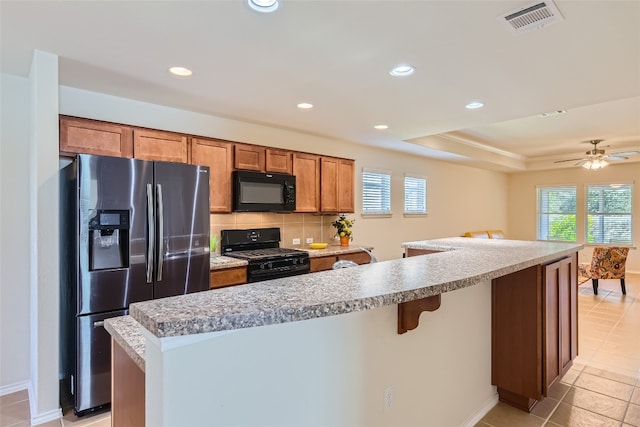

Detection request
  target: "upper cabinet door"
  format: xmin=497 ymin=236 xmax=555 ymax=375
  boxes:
xmin=234 ymin=144 xmax=265 ymax=171
xmin=60 ymin=116 xmax=133 ymax=158
xmin=266 ymin=149 xmax=292 ymax=174
xmin=320 ymin=157 xmax=354 ymax=213
xmin=133 ymin=129 xmax=189 ymax=163
xmin=337 ymin=158 xmax=355 ymax=213
xmin=292 ymin=153 xmax=320 ymax=213
xmin=320 ymin=157 xmax=339 ymax=213
xmin=191 ymin=138 xmax=234 ymax=213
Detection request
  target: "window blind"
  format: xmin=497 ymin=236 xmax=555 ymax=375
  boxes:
xmin=362 ymin=170 xmax=391 ymax=215
xmin=404 ymin=176 xmax=426 ymax=214
xmin=536 ymin=185 xmax=577 ymax=241
xmin=586 ymin=183 xmax=633 ymax=245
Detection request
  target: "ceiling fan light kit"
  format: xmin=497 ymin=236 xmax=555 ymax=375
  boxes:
xmin=581 ymin=159 xmax=608 ymax=170
xmin=554 ymin=139 xmax=639 ymax=170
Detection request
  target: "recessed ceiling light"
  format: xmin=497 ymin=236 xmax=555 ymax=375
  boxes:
xmin=389 ymin=65 xmax=415 ymax=77
xmin=248 ymin=0 xmax=279 ymax=13
xmin=465 ymin=101 xmax=484 ymax=109
xmin=374 ymin=125 xmax=389 ymax=130
xmin=297 ymin=102 xmax=313 ymax=109
xmin=169 ymin=67 xmax=192 ymax=77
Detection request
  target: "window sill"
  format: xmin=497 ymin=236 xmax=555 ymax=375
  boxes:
xmin=361 ymin=213 xmax=392 ymax=218
xmin=403 ymin=212 xmax=428 ymax=218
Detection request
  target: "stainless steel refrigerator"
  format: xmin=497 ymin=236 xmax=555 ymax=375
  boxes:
xmin=60 ymin=154 xmax=210 ymax=415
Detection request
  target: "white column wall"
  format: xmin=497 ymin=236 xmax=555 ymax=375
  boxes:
xmin=145 ymin=281 xmax=495 ymax=427
xmin=28 ymin=50 xmax=62 ymax=424
xmin=0 ymin=74 xmax=31 ymax=394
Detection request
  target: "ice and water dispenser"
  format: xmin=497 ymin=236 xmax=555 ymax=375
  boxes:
xmin=88 ymin=210 xmax=130 ymax=271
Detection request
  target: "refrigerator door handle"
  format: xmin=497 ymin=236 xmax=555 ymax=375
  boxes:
xmin=146 ymin=183 xmax=154 ymax=283
xmin=156 ymin=183 xmax=164 ymax=282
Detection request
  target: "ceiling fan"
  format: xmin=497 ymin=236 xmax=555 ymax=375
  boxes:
xmin=554 ymin=140 xmax=640 ymax=170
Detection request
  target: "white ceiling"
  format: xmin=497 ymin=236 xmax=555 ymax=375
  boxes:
xmin=2 ymin=0 xmax=639 ymax=172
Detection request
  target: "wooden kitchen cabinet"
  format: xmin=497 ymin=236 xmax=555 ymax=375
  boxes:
xmin=234 ymin=143 xmax=265 ymax=171
xmin=543 ymin=254 xmax=578 ymax=394
xmin=133 ymin=129 xmax=189 ymax=163
xmin=59 ymin=116 xmax=133 ymax=158
xmin=320 ymin=157 xmax=355 ymax=213
xmin=310 ymin=251 xmax=372 ymax=273
xmin=491 ymin=253 xmax=577 ymax=412
xmin=191 ymin=137 xmax=234 ymax=213
xmin=292 ymin=152 xmax=320 ymax=212
xmin=266 ymin=148 xmax=292 ymax=174
xmin=210 ymin=267 xmax=247 ymax=289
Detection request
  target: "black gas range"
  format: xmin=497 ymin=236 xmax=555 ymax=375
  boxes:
xmin=221 ymin=228 xmax=310 ymax=283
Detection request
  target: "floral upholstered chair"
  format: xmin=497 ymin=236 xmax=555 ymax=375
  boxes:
xmin=582 ymin=247 xmax=630 ymax=295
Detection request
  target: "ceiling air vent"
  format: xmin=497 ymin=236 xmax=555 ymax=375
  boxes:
xmin=498 ymin=1 xmax=564 ymax=33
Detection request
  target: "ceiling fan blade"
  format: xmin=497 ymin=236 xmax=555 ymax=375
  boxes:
xmin=554 ymin=158 xmax=585 ymax=164
xmin=610 ymin=151 xmax=640 ymax=156
xmin=605 ymin=155 xmax=629 ymax=161
xmin=575 ymin=160 xmax=589 ymax=167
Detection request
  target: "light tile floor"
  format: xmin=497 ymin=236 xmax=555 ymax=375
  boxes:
xmin=0 ymin=387 xmax=110 ymax=427
xmin=1 ymin=274 xmax=638 ymax=426
xmin=478 ymin=273 xmax=640 ymax=427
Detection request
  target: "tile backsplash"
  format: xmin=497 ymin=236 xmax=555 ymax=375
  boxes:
xmin=210 ymin=213 xmax=339 ymax=253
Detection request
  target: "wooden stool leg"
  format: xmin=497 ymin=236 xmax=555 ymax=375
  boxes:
xmin=621 ymin=278 xmax=626 ymax=295
xmin=592 ymin=279 xmax=598 ymax=295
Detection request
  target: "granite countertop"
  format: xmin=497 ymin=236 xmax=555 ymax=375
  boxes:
xmin=210 ymin=255 xmax=248 ymax=270
xmin=295 ymin=244 xmax=374 ymax=258
xmin=129 ymin=237 xmax=582 ymax=339
xmin=209 ymin=245 xmax=373 ymax=270
xmin=104 ymin=315 xmax=145 ymax=371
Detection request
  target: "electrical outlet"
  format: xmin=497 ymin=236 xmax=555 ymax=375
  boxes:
xmin=292 ymin=238 xmax=301 ymax=245
xmin=384 ymin=386 xmax=394 ymax=412
xmin=306 ymin=237 xmax=314 ymax=244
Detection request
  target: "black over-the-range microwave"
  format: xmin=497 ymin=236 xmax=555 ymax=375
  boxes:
xmin=232 ymin=170 xmax=296 ymax=212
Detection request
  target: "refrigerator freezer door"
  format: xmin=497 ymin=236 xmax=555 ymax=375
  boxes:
xmin=77 ymin=155 xmax=153 ymax=315
xmin=74 ymin=309 xmax=127 ymax=414
xmin=153 ymin=162 xmax=210 ymax=298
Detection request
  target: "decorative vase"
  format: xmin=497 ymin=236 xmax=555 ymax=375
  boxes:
xmin=340 ymin=236 xmax=350 ymax=247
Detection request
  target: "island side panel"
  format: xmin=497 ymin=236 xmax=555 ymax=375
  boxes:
xmin=491 ymin=264 xmax=543 ymax=411
xmin=111 ymin=339 xmax=145 ymax=426
xmin=144 ymin=281 xmax=495 ymax=427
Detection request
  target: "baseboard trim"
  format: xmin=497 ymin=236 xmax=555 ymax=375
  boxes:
xmin=0 ymin=380 xmax=29 ymax=396
xmin=27 ymin=383 xmax=62 ymax=426
xmin=30 ymin=407 xmax=62 ymax=426
xmin=460 ymin=391 xmax=499 ymax=427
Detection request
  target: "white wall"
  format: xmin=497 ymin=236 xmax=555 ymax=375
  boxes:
xmin=29 ymin=50 xmax=62 ymax=424
xmin=0 ymin=74 xmax=32 ymax=393
xmin=146 ymin=281 xmax=495 ymax=427
xmin=507 ymin=164 xmax=640 ymax=272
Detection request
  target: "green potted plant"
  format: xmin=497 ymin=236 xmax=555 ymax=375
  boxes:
xmin=332 ymin=214 xmax=355 ymax=246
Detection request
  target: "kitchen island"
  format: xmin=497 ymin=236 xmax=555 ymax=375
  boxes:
xmin=107 ymin=237 xmax=581 ymax=427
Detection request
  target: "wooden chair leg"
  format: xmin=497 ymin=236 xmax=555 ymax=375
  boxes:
xmin=621 ymin=278 xmax=626 ymax=295
xmin=592 ymin=279 xmax=598 ymax=295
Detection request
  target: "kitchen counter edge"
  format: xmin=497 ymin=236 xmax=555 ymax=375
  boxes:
xmin=132 ymin=237 xmax=582 ymax=339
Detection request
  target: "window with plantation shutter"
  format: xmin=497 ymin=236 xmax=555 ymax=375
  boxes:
xmin=537 ymin=185 xmax=577 ymax=242
xmin=404 ymin=175 xmax=427 ymax=215
xmin=362 ymin=170 xmax=391 ymax=215
xmin=586 ymin=183 xmax=633 ymax=245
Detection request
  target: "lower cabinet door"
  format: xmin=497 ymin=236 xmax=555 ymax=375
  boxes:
xmin=543 ymin=254 xmax=577 ymax=393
